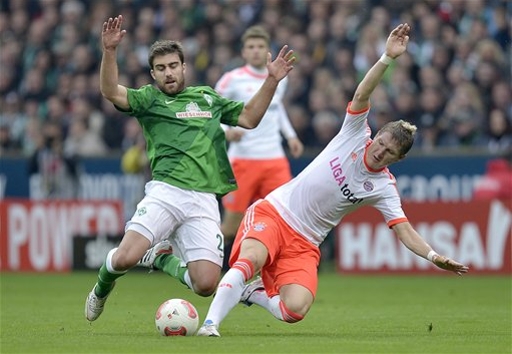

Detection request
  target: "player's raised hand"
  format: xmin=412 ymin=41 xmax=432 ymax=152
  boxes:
xmin=102 ymin=15 xmax=127 ymax=51
xmin=432 ymin=255 xmax=469 ymax=276
xmin=385 ymin=23 xmax=410 ymax=59
xmin=266 ymin=45 xmax=295 ymax=82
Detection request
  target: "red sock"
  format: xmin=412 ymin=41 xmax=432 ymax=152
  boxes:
xmin=231 ymin=258 xmax=254 ymax=282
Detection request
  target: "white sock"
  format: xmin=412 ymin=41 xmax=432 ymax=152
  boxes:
xmin=183 ymin=270 xmax=194 ymax=291
xmin=202 ymin=268 xmax=245 ymax=326
xmin=105 ymin=248 xmax=127 ymax=274
xmin=250 ymin=293 xmax=284 ymax=321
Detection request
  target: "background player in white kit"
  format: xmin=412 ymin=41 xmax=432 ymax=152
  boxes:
xmin=215 ymin=26 xmax=304 ymax=268
xmin=197 ymin=23 xmax=469 ymax=337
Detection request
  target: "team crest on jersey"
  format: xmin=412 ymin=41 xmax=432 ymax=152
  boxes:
xmin=186 ymin=102 xmax=200 ymax=111
xmin=351 ymin=152 xmax=358 ymax=161
xmin=253 ymin=222 xmax=267 ymax=232
xmin=363 ymin=180 xmax=374 ymax=192
xmin=203 ymin=93 xmax=213 ymax=106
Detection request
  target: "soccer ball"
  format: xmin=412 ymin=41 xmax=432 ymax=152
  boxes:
xmin=155 ymin=298 xmax=200 ymax=336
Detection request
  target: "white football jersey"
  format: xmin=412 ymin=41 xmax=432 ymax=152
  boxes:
xmin=266 ymin=103 xmax=407 ymax=246
xmin=215 ymin=65 xmax=296 ymax=159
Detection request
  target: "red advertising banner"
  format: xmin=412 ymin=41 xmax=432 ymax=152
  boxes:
xmin=336 ymin=199 xmax=512 ymax=274
xmin=0 ymin=199 xmax=124 ymax=272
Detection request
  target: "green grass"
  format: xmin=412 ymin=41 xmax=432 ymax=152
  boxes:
xmin=0 ymin=271 xmax=510 ymax=353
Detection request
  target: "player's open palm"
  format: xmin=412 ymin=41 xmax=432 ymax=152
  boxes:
xmin=433 ymin=255 xmax=469 ymax=276
xmin=385 ymin=23 xmax=410 ymax=59
xmin=102 ymin=15 xmax=127 ymax=50
xmin=266 ymin=45 xmax=296 ymax=82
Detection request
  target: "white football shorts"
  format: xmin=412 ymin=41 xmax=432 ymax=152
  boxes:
xmin=125 ymin=180 xmax=224 ymax=267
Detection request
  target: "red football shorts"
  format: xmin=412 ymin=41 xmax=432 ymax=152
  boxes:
xmin=222 ymin=157 xmax=292 ymax=213
xmin=229 ymin=199 xmax=321 ymax=298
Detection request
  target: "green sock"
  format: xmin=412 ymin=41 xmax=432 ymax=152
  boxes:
xmin=154 ymin=254 xmax=188 ymax=286
xmin=95 ymin=264 xmax=125 ymax=298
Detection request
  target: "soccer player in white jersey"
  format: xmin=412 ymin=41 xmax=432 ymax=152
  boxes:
xmin=84 ymin=15 xmax=296 ymax=322
xmin=215 ymin=26 xmax=304 ymax=269
xmin=197 ymin=23 xmax=469 ymax=337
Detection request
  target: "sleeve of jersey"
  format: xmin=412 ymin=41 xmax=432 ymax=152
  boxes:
xmin=214 ymin=90 xmax=243 ymax=126
xmin=120 ymin=86 xmax=154 ymax=116
xmin=373 ymin=186 xmax=408 ymax=229
xmin=339 ymin=101 xmax=371 ymax=138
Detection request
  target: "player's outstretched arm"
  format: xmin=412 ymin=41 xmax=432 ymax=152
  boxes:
xmin=350 ymin=23 xmax=410 ymax=112
xmin=393 ymin=222 xmax=469 ymax=276
xmin=237 ymin=45 xmax=296 ymax=129
xmin=100 ymin=15 xmax=129 ymax=110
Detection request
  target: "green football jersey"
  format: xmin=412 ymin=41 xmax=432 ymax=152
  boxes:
xmin=120 ymin=84 xmax=243 ymax=195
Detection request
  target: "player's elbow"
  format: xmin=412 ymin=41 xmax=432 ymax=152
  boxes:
xmin=237 ymin=115 xmax=258 ymax=129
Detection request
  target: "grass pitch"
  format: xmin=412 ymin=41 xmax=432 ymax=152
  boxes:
xmin=0 ymin=271 xmax=510 ymax=353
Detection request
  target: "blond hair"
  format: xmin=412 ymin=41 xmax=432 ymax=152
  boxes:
xmin=377 ymin=120 xmax=417 ymax=155
xmin=241 ymin=25 xmax=270 ymax=46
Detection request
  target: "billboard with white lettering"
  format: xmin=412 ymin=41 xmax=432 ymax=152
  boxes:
xmin=336 ymin=199 xmax=511 ymax=274
xmin=0 ymin=199 xmax=124 ymax=272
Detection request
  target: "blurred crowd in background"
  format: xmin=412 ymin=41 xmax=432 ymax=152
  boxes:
xmin=0 ymin=0 xmax=511 ymax=167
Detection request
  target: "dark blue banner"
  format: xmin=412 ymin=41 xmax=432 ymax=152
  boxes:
xmin=0 ymin=154 xmax=491 ymax=206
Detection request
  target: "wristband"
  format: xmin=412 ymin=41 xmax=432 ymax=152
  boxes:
xmin=427 ymin=250 xmax=439 ymax=262
xmin=379 ymin=53 xmax=394 ymax=66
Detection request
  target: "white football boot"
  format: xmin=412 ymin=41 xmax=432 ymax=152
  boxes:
xmin=197 ymin=320 xmax=221 ymax=337
xmin=85 ymin=283 xmax=116 ymax=321
xmin=137 ymin=240 xmax=173 ymax=271
xmin=240 ymin=276 xmax=265 ymax=306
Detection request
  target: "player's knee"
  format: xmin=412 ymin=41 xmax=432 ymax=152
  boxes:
xmin=187 ymin=261 xmax=221 ymax=296
xmin=284 ymin=301 xmax=311 ymax=318
xmin=111 ymin=248 xmax=137 ymax=270
xmin=280 ymin=300 xmax=309 ymax=323
xmin=192 ymin=278 xmax=217 ymax=297
xmin=280 ymin=284 xmax=314 ymax=320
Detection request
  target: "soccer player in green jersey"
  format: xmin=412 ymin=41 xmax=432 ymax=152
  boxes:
xmin=85 ymin=15 xmax=295 ymax=322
